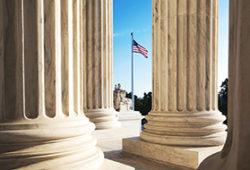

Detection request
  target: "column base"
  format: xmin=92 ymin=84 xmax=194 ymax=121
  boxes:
xmin=142 ymin=111 xmax=227 ymax=146
xmin=86 ymin=109 xmax=121 ymax=130
xmin=0 ymin=116 xmax=104 ymax=170
xmin=123 ymin=137 xmax=224 ymax=169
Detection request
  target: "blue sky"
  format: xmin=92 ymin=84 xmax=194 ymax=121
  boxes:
xmin=113 ymin=0 xmax=229 ymax=97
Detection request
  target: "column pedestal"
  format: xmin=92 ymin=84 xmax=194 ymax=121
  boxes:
xmin=123 ymin=137 xmax=223 ymax=169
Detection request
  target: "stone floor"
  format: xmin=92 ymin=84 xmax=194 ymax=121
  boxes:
xmin=105 ymin=150 xmax=193 ymax=170
xmin=97 ymin=136 xmax=193 ymax=170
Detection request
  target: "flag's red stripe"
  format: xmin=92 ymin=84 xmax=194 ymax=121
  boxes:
xmin=139 ymin=49 xmax=148 ymax=53
xmin=138 ymin=45 xmax=147 ymax=51
xmin=139 ymin=48 xmax=148 ymax=52
xmin=132 ymin=42 xmax=148 ymax=58
xmin=133 ymin=46 xmax=147 ymax=53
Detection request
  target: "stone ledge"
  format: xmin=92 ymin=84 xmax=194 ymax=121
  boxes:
xmin=118 ymin=111 xmax=142 ymax=121
xmin=122 ymin=137 xmax=223 ymax=169
xmin=99 ymin=159 xmax=135 ymax=170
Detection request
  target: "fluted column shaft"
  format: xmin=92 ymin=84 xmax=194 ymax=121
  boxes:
xmin=82 ymin=0 xmax=120 ymax=130
xmin=141 ymin=0 xmax=226 ymax=146
xmin=152 ymin=0 xmax=218 ymax=113
xmin=0 ymin=1 xmax=103 ymax=169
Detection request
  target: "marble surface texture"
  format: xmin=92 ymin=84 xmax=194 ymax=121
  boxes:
xmin=124 ymin=0 xmax=227 ymax=169
xmin=0 ymin=0 xmax=104 ymax=169
xmin=82 ymin=0 xmax=120 ymax=130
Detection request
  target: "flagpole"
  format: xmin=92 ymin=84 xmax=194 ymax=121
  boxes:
xmin=131 ymin=32 xmax=135 ymax=110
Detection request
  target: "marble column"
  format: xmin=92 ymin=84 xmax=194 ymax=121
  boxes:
xmin=0 ymin=0 xmax=103 ymax=169
xmin=141 ymin=0 xmax=226 ymax=147
xmin=123 ymin=0 xmax=226 ymax=168
xmin=82 ymin=0 xmax=120 ymax=130
xmin=199 ymin=0 xmax=250 ymax=169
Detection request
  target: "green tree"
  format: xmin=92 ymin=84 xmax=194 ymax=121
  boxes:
xmin=218 ymin=78 xmax=228 ymax=124
xmin=126 ymin=92 xmax=152 ymax=116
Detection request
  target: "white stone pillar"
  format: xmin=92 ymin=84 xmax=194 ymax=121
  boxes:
xmin=0 ymin=0 xmax=103 ymax=169
xmin=141 ymin=0 xmax=226 ymax=146
xmin=199 ymin=0 xmax=250 ymax=169
xmin=123 ymin=0 xmax=226 ymax=168
xmin=82 ymin=0 xmax=120 ymax=130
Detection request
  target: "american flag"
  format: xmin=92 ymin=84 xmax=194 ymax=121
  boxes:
xmin=132 ymin=40 xmax=148 ymax=58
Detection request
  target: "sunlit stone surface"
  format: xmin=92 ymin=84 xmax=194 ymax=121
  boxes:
xmin=1 ymin=0 xmax=249 ymax=169
xmin=0 ymin=0 xmax=104 ymax=169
